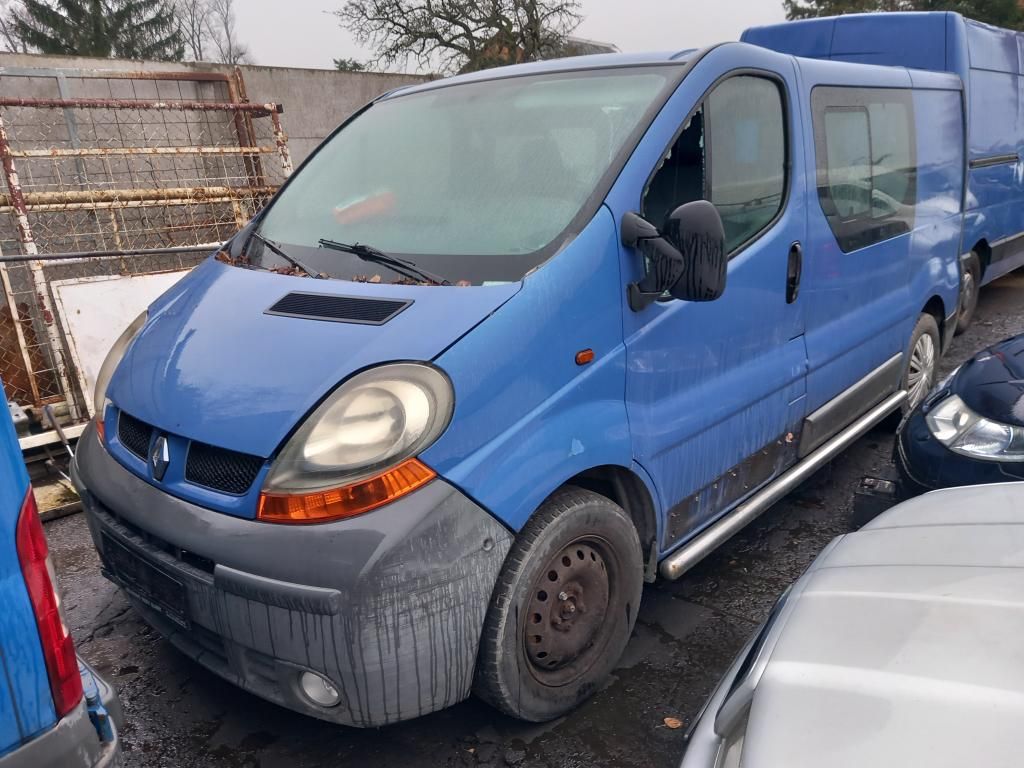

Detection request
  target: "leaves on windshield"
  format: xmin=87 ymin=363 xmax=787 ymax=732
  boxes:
xmin=269 ymin=264 xmax=320 ymax=277
xmin=351 ymin=274 xmax=472 ymax=286
xmin=215 ymin=250 xmax=251 ymax=267
xmin=216 ymin=246 xmax=324 ymax=278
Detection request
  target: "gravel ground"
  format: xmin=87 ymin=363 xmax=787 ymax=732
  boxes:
xmin=48 ymin=271 xmax=1024 ymax=768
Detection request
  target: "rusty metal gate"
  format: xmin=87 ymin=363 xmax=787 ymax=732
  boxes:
xmin=0 ymin=66 xmax=291 ymax=422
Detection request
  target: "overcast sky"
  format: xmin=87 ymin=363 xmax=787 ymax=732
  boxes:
xmin=235 ymin=0 xmax=788 ymax=71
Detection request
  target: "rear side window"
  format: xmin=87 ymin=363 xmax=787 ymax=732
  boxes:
xmin=823 ymin=109 xmax=870 ymax=218
xmin=812 ymin=87 xmax=916 ymax=252
xmin=643 ymin=74 xmax=787 ymax=255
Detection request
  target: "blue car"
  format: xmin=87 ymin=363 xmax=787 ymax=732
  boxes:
xmin=0 ymin=386 xmax=122 ymax=766
xmin=745 ymin=11 xmax=1024 ymax=332
xmin=74 ymin=28 xmax=965 ymax=726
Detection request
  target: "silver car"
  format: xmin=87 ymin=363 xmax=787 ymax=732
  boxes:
xmin=682 ymin=481 xmax=1024 ymax=768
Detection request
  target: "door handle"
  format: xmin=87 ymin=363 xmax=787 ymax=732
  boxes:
xmin=786 ymin=242 xmax=802 ymax=304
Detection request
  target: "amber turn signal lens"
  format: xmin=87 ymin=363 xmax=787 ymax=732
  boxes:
xmin=257 ymin=458 xmax=436 ymax=524
xmin=575 ymin=348 xmax=595 ymax=366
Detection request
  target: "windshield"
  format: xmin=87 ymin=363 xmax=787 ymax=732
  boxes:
xmin=255 ymin=66 xmax=677 ymax=284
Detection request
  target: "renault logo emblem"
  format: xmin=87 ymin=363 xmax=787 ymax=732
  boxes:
xmin=150 ymin=435 xmax=170 ymax=481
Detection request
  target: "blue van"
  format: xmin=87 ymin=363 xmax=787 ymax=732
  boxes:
xmin=72 ymin=36 xmax=964 ymax=726
xmin=744 ymin=11 xmax=1024 ymax=331
xmin=0 ymin=386 xmax=121 ymax=766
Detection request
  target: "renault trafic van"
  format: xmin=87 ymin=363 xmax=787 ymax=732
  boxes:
xmin=73 ymin=37 xmax=963 ymax=726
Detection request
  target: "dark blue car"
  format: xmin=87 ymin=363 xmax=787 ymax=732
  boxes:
xmin=897 ymin=332 xmax=1024 ymax=493
xmin=0 ymin=384 xmax=122 ymax=767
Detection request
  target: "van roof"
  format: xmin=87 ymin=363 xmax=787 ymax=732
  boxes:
xmin=743 ymin=11 xmax=1024 ymax=77
xmin=382 ymin=40 xmax=962 ymax=102
xmin=381 ymin=49 xmax=698 ymax=99
xmin=742 ymin=11 xmax=962 ymax=63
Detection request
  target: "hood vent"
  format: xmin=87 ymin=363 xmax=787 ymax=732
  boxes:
xmin=265 ymin=292 xmax=412 ymax=325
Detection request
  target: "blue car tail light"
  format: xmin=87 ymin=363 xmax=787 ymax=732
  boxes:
xmin=16 ymin=488 xmax=83 ymax=718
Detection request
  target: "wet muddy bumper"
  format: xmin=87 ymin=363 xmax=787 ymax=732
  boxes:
xmin=71 ymin=425 xmax=513 ymax=727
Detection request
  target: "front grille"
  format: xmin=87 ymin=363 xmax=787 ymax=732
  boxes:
xmin=265 ymin=291 xmax=411 ymax=325
xmin=117 ymin=411 xmax=152 ymax=459
xmin=185 ymin=441 xmax=264 ymax=495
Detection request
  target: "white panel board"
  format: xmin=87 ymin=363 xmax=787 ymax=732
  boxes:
xmin=52 ymin=271 xmax=189 ymax=416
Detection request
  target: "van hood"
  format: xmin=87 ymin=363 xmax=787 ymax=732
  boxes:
xmin=745 ymin=483 xmax=1024 ymax=768
xmin=108 ymin=258 xmax=519 ymax=457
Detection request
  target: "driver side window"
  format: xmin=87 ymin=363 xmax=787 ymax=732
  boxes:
xmin=642 ymin=106 xmax=705 ymax=234
xmin=642 ymin=75 xmax=787 ymax=255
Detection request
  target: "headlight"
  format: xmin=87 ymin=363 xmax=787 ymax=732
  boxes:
xmin=259 ymin=363 xmax=453 ymax=524
xmin=92 ymin=311 xmax=148 ymax=418
xmin=925 ymin=394 xmax=1024 ymax=461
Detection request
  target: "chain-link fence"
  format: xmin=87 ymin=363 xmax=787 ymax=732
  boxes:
xmin=0 ymin=67 xmax=291 ymax=422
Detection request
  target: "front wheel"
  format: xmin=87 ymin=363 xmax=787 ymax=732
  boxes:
xmin=955 ymin=253 xmax=981 ymax=335
xmin=474 ymin=487 xmax=643 ymax=722
xmin=902 ymin=313 xmax=940 ymax=413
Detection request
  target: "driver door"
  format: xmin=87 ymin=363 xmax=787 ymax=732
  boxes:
xmin=608 ymin=50 xmax=809 ymax=551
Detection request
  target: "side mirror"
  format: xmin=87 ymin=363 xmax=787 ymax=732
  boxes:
xmin=623 ymin=201 xmax=727 ymax=311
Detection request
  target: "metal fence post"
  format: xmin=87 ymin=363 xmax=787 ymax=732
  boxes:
xmin=0 ymin=242 xmax=43 ymax=405
xmin=270 ymin=110 xmax=294 ymax=178
xmin=0 ymin=112 xmax=79 ymax=418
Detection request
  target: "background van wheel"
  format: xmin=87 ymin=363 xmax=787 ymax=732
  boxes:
xmin=902 ymin=313 xmax=940 ymax=413
xmin=955 ymin=253 xmax=981 ymax=335
xmin=474 ymin=487 xmax=643 ymax=722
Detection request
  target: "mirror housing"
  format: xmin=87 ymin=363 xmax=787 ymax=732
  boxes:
xmin=662 ymin=200 xmax=727 ymax=302
xmin=623 ymin=201 xmax=727 ymax=311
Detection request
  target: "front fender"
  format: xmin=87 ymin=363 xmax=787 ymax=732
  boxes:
xmin=433 ymin=355 xmax=637 ymax=532
xmin=420 ymin=207 xmax=641 ymax=531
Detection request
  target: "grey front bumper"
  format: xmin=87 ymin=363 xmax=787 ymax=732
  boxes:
xmin=72 ymin=424 xmax=513 ymax=727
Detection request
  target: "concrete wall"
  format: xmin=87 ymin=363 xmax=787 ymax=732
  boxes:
xmin=0 ymin=53 xmax=430 ymax=164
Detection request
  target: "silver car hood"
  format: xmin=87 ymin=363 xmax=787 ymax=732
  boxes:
xmin=745 ymin=482 xmax=1024 ymax=768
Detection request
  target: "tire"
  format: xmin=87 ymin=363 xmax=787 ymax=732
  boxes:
xmin=902 ymin=313 xmax=940 ymax=413
xmin=955 ymin=253 xmax=981 ymax=335
xmin=473 ymin=487 xmax=643 ymax=722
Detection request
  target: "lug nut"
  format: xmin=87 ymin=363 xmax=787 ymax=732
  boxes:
xmin=558 ymin=591 xmax=569 ymax=601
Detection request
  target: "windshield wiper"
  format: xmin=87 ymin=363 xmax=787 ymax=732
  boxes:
xmin=318 ymin=238 xmax=450 ymax=286
xmin=249 ymin=231 xmax=324 ymax=279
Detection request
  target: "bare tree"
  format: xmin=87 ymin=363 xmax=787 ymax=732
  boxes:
xmin=0 ymin=0 xmax=28 ymax=51
xmin=174 ymin=0 xmax=208 ymax=59
xmin=337 ymin=0 xmax=583 ymax=74
xmin=207 ymin=0 xmax=248 ymax=64
xmin=173 ymin=0 xmax=251 ymax=63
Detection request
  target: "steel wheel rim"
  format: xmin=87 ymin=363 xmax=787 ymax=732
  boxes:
xmin=907 ymin=332 xmax=936 ymax=407
xmin=523 ymin=538 xmax=615 ymax=687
